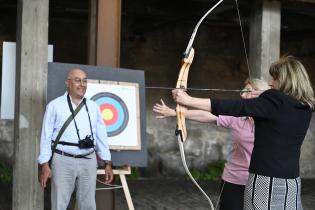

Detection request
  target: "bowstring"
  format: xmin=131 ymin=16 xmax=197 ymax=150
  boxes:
xmin=214 ymin=2 xmax=251 ymax=209
xmin=235 ymin=0 xmax=251 ymax=78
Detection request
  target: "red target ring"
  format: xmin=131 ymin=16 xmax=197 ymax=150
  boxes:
xmin=100 ymin=104 xmax=118 ymax=126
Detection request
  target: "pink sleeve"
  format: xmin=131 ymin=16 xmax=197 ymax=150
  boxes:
xmin=216 ymin=115 xmax=235 ymax=128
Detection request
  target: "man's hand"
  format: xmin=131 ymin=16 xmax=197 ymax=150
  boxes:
xmin=104 ymin=162 xmax=114 ymax=184
xmin=153 ymin=99 xmax=176 ymax=118
xmin=38 ymin=163 xmax=52 ymax=188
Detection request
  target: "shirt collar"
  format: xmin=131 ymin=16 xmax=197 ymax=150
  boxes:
xmin=64 ymin=91 xmax=85 ymax=105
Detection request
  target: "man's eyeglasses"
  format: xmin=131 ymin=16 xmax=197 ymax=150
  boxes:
xmin=68 ymin=78 xmax=87 ymax=85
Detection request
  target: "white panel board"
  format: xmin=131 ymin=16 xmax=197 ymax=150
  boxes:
xmin=1 ymin=42 xmax=53 ymax=119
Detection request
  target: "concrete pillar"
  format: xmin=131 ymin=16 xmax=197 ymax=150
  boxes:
xmin=249 ymin=0 xmax=281 ymax=81
xmin=13 ymin=0 xmax=48 ymax=209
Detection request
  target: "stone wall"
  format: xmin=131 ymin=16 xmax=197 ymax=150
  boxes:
xmin=0 ymin=5 xmax=314 ymax=178
xmin=120 ymin=17 xmax=315 ymax=178
xmin=0 ymin=120 xmax=13 ymax=164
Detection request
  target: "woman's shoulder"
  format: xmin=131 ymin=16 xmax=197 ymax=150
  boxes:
xmin=260 ymin=89 xmax=311 ymax=110
xmin=218 ymin=115 xmax=247 ymax=127
xmin=256 ymin=89 xmax=290 ymax=110
xmin=260 ymin=89 xmax=282 ymax=97
xmin=260 ymin=89 xmax=287 ymax=102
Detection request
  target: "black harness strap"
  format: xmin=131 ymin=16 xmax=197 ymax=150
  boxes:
xmin=52 ymin=140 xmax=79 ymax=147
xmin=66 ymin=94 xmax=95 ymax=142
xmin=50 ymin=99 xmax=85 ymax=162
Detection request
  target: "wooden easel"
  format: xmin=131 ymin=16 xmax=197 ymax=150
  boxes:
xmin=97 ymin=165 xmax=135 ymax=210
xmin=74 ymin=165 xmax=135 ymax=210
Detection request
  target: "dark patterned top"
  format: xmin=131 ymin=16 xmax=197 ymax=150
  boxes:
xmin=212 ymin=89 xmax=313 ymax=178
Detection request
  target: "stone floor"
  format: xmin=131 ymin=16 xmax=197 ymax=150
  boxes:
xmin=0 ymin=178 xmax=314 ymax=210
xmin=112 ymin=179 xmax=315 ymax=210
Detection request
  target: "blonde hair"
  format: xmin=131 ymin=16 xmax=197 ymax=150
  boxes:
xmin=269 ymin=55 xmax=315 ymax=109
xmin=244 ymin=78 xmax=270 ymax=91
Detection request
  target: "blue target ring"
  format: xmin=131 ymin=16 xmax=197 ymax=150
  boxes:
xmin=91 ymin=92 xmax=129 ymax=137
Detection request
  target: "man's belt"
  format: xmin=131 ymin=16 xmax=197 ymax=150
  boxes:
xmin=54 ymin=149 xmax=94 ymax=159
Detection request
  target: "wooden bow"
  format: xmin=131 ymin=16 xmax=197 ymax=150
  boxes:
xmin=172 ymin=1 xmax=251 ymax=209
xmin=173 ymin=1 xmax=224 ymax=209
xmin=175 ymin=48 xmax=194 ymax=142
xmin=174 ymin=0 xmax=223 ymax=142
xmin=174 ymin=48 xmax=215 ymax=210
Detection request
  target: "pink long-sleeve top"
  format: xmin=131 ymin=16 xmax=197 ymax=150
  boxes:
xmin=217 ymin=116 xmax=254 ymax=185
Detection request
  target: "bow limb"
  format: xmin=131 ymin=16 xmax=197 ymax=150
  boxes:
xmin=177 ymin=136 xmax=215 ymax=210
xmin=174 ymin=2 xmax=224 ymax=209
xmin=184 ymin=0 xmax=224 ymax=56
xmin=175 ymin=48 xmax=194 ymax=142
xmin=174 ymin=48 xmax=215 ymax=210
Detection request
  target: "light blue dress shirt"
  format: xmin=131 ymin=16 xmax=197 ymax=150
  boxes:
xmin=38 ymin=92 xmax=111 ymax=164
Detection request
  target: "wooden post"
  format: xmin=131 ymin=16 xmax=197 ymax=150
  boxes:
xmin=88 ymin=0 xmax=98 ymax=65
xmin=88 ymin=1 xmax=122 ymax=209
xmin=13 ymin=0 xmax=49 ymax=209
xmin=88 ymin=0 xmax=122 ymax=67
xmin=249 ymin=0 xmax=281 ymax=81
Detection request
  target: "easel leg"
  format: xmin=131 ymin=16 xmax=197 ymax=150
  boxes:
xmin=119 ymin=174 xmax=135 ymax=210
xmin=74 ymin=167 xmax=135 ymax=210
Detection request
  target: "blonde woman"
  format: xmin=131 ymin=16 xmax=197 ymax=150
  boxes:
xmin=154 ymin=78 xmax=270 ymax=210
xmin=172 ymin=56 xmax=315 ymax=209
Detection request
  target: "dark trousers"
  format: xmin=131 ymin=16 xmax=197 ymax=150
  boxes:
xmin=219 ymin=180 xmax=245 ymax=210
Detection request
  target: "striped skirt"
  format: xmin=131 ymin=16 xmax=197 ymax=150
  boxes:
xmin=244 ymin=173 xmax=303 ymax=210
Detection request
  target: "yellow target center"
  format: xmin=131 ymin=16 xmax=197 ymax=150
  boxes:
xmin=102 ymin=109 xmax=114 ymax=121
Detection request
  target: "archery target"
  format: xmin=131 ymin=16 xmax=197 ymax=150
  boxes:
xmin=91 ymin=92 xmax=129 ymax=137
xmin=85 ymin=81 xmax=141 ymax=150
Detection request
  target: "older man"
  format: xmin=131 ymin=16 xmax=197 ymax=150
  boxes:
xmin=38 ymin=68 xmax=113 ymax=210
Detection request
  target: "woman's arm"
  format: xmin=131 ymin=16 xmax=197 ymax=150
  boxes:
xmin=173 ymin=89 xmax=279 ymax=119
xmin=153 ymin=99 xmax=217 ymax=123
xmin=172 ymin=89 xmax=211 ymax=111
xmin=186 ymin=110 xmax=218 ymax=123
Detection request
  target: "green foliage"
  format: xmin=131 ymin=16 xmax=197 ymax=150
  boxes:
xmin=128 ymin=167 xmax=141 ymax=180
xmin=0 ymin=160 xmax=13 ymax=183
xmin=190 ymin=160 xmax=225 ymax=181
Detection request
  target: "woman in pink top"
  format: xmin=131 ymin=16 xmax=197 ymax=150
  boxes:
xmin=153 ymin=78 xmax=269 ymax=210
